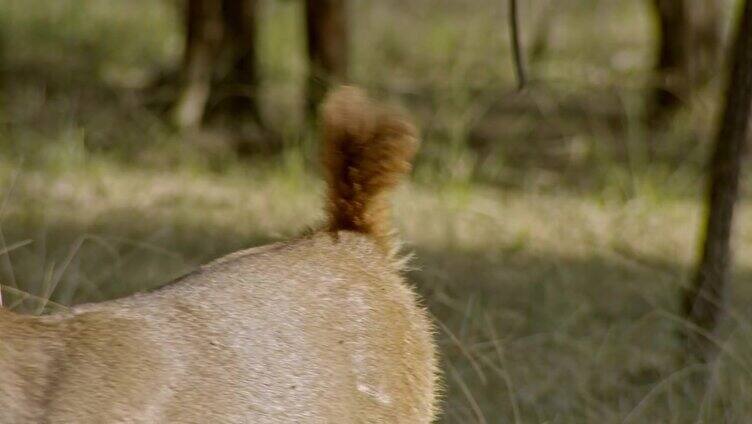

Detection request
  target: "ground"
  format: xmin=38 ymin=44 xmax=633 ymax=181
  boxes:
xmin=1 ymin=0 xmax=751 ymax=422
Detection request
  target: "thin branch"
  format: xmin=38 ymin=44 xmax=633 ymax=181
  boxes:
xmin=508 ymin=0 xmax=526 ymax=90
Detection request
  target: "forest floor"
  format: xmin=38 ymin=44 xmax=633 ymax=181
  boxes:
xmin=2 ymin=0 xmax=751 ymax=422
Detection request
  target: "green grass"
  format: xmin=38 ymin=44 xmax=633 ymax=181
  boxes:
xmin=1 ymin=0 xmax=752 ymax=422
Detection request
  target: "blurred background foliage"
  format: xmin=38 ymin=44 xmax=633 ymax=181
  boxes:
xmin=2 ymin=0 xmax=752 ymax=422
xmin=0 ymin=0 xmax=731 ymax=190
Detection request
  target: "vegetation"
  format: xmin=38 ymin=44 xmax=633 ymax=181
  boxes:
xmin=1 ymin=0 xmax=751 ymax=422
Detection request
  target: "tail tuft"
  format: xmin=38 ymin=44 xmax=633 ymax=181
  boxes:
xmin=321 ymin=86 xmax=418 ymax=250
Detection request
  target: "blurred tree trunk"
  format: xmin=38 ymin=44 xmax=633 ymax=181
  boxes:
xmin=648 ymin=0 xmax=690 ymax=125
xmin=215 ymin=0 xmax=261 ymax=125
xmin=172 ymin=0 xmax=260 ymax=129
xmin=172 ymin=0 xmax=348 ymax=135
xmin=682 ymin=0 xmax=752 ymax=361
xmin=648 ymin=0 xmax=723 ymax=125
xmin=172 ymin=0 xmax=225 ymax=129
xmin=305 ymin=0 xmax=348 ymax=118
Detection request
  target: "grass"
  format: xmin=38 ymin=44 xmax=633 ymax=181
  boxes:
xmin=2 ymin=0 xmax=752 ymax=422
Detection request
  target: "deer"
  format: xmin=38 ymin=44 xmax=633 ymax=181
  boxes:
xmin=0 ymin=86 xmax=439 ymax=423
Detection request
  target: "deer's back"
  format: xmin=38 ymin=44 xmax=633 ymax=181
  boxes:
xmin=40 ymin=232 xmax=437 ymax=423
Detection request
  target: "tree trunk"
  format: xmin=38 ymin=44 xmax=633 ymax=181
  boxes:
xmin=682 ymin=0 xmax=752 ymax=361
xmin=648 ymin=0 xmax=725 ymax=125
xmin=216 ymin=0 xmax=261 ymax=125
xmin=305 ymin=0 xmax=348 ymax=118
xmin=648 ymin=0 xmax=691 ymax=125
xmin=171 ymin=0 xmax=225 ymax=129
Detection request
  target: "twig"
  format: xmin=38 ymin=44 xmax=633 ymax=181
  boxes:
xmin=508 ymin=0 xmax=526 ymax=90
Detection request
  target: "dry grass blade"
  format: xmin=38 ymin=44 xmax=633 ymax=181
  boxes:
xmin=432 ymin=312 xmax=488 ymax=385
xmin=0 ymin=284 xmax=70 ymax=313
xmin=36 ymin=236 xmax=86 ymax=314
xmin=622 ymin=364 xmax=704 ymax=423
xmin=484 ymin=313 xmax=522 ymax=424
xmin=447 ymin=360 xmax=488 ymax=424
xmin=0 ymin=239 xmax=32 ymax=257
xmin=659 ymin=310 xmax=752 ymax=375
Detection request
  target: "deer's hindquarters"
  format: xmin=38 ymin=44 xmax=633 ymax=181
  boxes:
xmin=1 ymin=233 xmax=437 ymax=423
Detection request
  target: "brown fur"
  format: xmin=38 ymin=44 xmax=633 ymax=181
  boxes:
xmin=0 ymin=87 xmax=439 ymax=423
xmin=322 ymin=86 xmax=419 ymax=252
